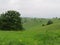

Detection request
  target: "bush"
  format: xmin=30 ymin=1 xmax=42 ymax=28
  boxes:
xmin=42 ymin=24 xmax=45 ymax=26
xmin=47 ymin=20 xmax=53 ymax=25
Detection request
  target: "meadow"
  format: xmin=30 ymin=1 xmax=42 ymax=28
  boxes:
xmin=0 ymin=18 xmax=60 ymax=45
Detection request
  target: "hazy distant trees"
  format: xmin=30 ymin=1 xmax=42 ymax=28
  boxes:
xmin=0 ymin=10 xmax=23 ymax=30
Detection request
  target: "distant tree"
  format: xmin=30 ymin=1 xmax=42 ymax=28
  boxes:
xmin=56 ymin=17 xmax=58 ymax=19
xmin=58 ymin=18 xmax=60 ymax=20
xmin=47 ymin=20 xmax=53 ymax=25
xmin=0 ymin=10 xmax=23 ymax=30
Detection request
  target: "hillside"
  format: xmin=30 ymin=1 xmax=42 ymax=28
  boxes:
xmin=0 ymin=18 xmax=60 ymax=45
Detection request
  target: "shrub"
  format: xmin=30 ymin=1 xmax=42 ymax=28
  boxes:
xmin=47 ymin=20 xmax=53 ymax=25
xmin=42 ymin=24 xmax=45 ymax=26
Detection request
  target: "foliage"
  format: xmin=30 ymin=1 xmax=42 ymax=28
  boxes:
xmin=47 ymin=20 xmax=53 ymax=25
xmin=0 ymin=19 xmax=59 ymax=45
xmin=0 ymin=18 xmax=59 ymax=45
xmin=42 ymin=24 xmax=45 ymax=26
xmin=0 ymin=10 xmax=23 ymax=30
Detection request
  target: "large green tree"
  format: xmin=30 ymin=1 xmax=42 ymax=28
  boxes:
xmin=0 ymin=10 xmax=23 ymax=30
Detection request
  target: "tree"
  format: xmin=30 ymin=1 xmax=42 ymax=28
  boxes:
xmin=47 ymin=20 xmax=53 ymax=25
xmin=0 ymin=10 xmax=23 ymax=30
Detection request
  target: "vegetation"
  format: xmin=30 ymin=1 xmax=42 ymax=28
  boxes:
xmin=47 ymin=20 xmax=53 ymax=25
xmin=0 ymin=10 xmax=23 ymax=30
xmin=0 ymin=11 xmax=60 ymax=45
xmin=0 ymin=18 xmax=59 ymax=45
xmin=42 ymin=24 xmax=45 ymax=26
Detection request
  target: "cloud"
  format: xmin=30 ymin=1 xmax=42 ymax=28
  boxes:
xmin=0 ymin=0 xmax=60 ymax=18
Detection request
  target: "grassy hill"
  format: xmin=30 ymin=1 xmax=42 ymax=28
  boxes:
xmin=0 ymin=18 xmax=60 ymax=45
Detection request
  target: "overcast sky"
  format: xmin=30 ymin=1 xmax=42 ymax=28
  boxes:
xmin=0 ymin=0 xmax=60 ymax=18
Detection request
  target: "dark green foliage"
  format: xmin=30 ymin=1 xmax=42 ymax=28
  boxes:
xmin=47 ymin=20 xmax=53 ymax=25
xmin=0 ymin=10 xmax=23 ymax=30
xmin=42 ymin=24 xmax=45 ymax=26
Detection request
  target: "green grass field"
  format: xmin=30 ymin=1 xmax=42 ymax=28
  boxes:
xmin=0 ymin=18 xmax=60 ymax=45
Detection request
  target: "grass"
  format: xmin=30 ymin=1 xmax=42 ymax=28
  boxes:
xmin=0 ymin=18 xmax=60 ymax=45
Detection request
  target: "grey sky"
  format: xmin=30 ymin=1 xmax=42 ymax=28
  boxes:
xmin=0 ymin=0 xmax=60 ymax=18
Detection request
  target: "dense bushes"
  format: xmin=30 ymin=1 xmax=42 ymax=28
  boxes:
xmin=47 ymin=20 xmax=53 ymax=25
xmin=0 ymin=10 xmax=23 ymax=31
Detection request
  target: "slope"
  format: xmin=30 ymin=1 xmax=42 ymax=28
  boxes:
xmin=0 ymin=18 xmax=60 ymax=45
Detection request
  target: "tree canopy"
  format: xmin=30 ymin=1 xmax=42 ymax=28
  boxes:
xmin=0 ymin=10 xmax=23 ymax=30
